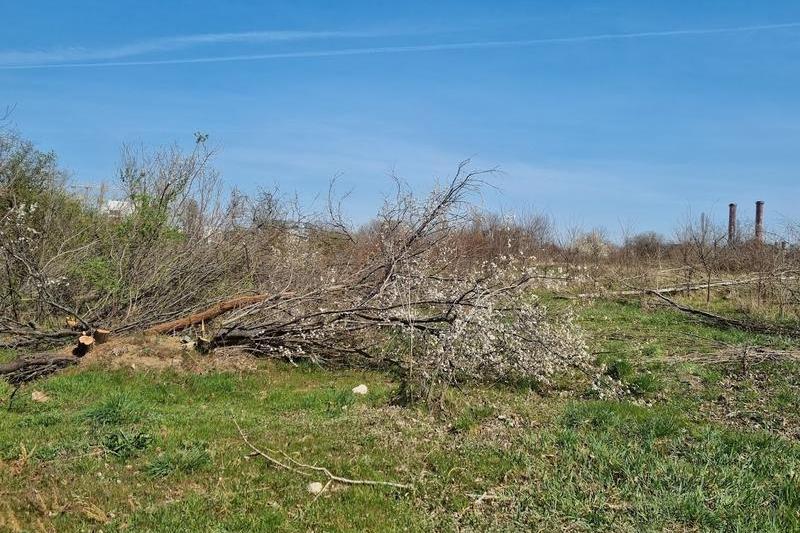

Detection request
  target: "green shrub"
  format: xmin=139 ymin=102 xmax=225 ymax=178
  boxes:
xmin=75 ymin=256 xmax=120 ymax=293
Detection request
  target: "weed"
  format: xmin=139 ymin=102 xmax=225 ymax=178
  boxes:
xmin=102 ymin=430 xmax=153 ymax=459
xmin=604 ymin=357 xmax=633 ymax=381
xmin=146 ymin=441 xmax=211 ymax=478
xmin=452 ymin=404 xmax=495 ymax=432
xmin=82 ymin=394 xmax=143 ymax=426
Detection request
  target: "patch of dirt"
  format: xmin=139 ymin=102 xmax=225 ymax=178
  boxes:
xmin=79 ymin=334 xmax=258 ymax=374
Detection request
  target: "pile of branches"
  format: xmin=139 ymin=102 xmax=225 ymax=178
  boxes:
xmin=1 ymin=328 xmax=104 ymax=406
xmin=0 ymin=319 xmax=76 ymax=349
xmin=179 ymin=163 xmax=590 ymax=401
xmin=0 ymin=132 xmax=591 ymax=402
xmin=0 ymin=136 xmax=253 ymax=337
xmin=0 ymin=353 xmax=77 ymax=389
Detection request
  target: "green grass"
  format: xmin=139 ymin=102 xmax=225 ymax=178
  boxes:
xmin=578 ymin=297 xmax=797 ymax=357
xmin=0 ymin=348 xmax=15 ymax=364
xmin=1 ymin=298 xmax=799 ymax=531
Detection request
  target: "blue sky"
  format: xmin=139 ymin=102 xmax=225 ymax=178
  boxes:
xmin=2 ymin=1 xmax=799 ymax=238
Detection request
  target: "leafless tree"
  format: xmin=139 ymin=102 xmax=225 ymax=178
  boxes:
xmin=677 ymin=212 xmax=726 ymax=303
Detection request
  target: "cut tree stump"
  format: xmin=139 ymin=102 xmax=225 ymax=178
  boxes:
xmin=195 ymin=336 xmax=213 ymax=354
xmin=93 ymin=328 xmax=110 ymax=344
xmin=73 ymin=335 xmax=95 ymax=357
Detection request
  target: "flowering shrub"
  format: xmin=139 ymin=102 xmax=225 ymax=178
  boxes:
xmin=394 ymin=294 xmax=589 ymax=402
xmin=202 ymin=164 xmax=595 ymax=404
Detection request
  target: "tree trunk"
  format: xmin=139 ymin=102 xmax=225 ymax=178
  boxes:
xmin=93 ymin=328 xmax=110 ymax=344
xmin=144 ymin=294 xmax=282 ymax=335
xmin=73 ymin=335 xmax=95 ymax=357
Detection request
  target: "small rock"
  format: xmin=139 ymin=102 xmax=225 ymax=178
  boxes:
xmin=306 ymin=482 xmax=325 ymax=495
xmin=351 ymin=384 xmax=369 ymax=395
xmin=31 ymin=391 xmax=50 ymax=403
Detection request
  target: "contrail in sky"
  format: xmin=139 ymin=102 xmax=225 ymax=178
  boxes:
xmin=1 ymin=22 xmax=799 ymax=70
xmin=0 ymin=29 xmax=389 ymax=65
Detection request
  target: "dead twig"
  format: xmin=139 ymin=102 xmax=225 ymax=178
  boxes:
xmin=569 ymin=277 xmax=763 ymax=299
xmin=234 ymin=419 xmax=412 ymax=491
xmin=662 ymin=346 xmax=800 ymax=365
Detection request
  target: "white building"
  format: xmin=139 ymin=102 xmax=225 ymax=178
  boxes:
xmin=100 ymin=200 xmax=134 ymax=218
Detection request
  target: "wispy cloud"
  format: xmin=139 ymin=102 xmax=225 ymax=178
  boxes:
xmin=0 ymin=29 xmax=386 ymax=65
xmin=2 ymin=22 xmax=799 ymax=70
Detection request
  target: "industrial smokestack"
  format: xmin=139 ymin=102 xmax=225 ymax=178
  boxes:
xmin=755 ymin=200 xmax=765 ymax=243
xmin=728 ymin=203 xmax=737 ymax=245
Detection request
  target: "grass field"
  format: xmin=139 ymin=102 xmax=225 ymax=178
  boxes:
xmin=1 ymin=297 xmax=799 ymax=531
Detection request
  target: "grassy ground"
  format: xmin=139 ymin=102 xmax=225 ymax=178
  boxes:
xmin=1 ymin=296 xmax=799 ymax=531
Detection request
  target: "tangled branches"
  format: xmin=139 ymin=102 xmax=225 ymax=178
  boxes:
xmin=1 ymin=131 xmax=590 ymax=404
xmin=204 ymin=163 xmax=589 ymax=401
xmin=0 ymin=353 xmax=78 ymax=407
xmin=0 ymin=354 xmax=77 ymax=387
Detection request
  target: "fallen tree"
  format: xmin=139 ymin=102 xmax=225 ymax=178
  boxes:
xmin=648 ymin=290 xmax=800 ymax=337
xmin=143 ymin=294 xmax=282 ymax=335
xmin=1 ymin=327 xmax=110 ymax=405
xmin=0 ymin=326 xmax=77 ymax=349
xmin=571 ymin=278 xmax=762 ymax=299
xmin=195 ymin=163 xmax=591 ymax=402
xmin=1 ymin=160 xmax=593 ymax=404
